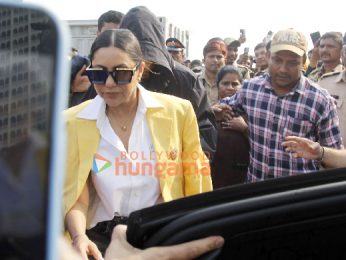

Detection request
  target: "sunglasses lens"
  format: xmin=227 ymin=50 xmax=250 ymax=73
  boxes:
xmin=86 ymin=70 xmax=108 ymax=84
xmin=114 ymin=70 xmax=133 ymax=85
xmin=86 ymin=65 xmax=137 ymax=85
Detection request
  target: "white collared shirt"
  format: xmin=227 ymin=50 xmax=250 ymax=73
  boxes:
xmin=77 ymin=84 xmax=162 ymax=227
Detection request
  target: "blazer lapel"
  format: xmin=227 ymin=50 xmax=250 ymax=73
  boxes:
xmin=76 ymin=119 xmax=99 ymax=190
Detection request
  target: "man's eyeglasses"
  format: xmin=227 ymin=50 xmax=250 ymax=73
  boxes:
xmin=85 ymin=63 xmax=139 ymax=85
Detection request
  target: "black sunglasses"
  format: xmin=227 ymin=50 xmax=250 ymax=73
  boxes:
xmin=85 ymin=63 xmax=139 ymax=85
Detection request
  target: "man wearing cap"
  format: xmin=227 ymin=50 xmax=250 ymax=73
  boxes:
xmin=224 ymin=37 xmax=251 ymax=80
xmin=220 ymin=28 xmax=343 ymax=182
xmin=166 ymin=37 xmax=185 ymax=64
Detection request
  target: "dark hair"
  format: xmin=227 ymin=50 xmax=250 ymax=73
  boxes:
xmin=97 ymin=10 xmax=124 ymax=32
xmin=70 ymin=55 xmax=89 ymax=83
xmin=216 ymin=65 xmax=243 ymax=87
xmin=190 ymin=59 xmax=202 ymax=67
xmin=254 ymin=42 xmax=266 ymax=51
xmin=89 ymin=29 xmax=143 ymax=65
xmin=203 ymin=38 xmax=227 ymax=57
xmin=320 ymin=32 xmax=343 ymax=49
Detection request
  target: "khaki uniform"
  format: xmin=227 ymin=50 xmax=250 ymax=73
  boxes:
xmin=232 ymin=63 xmax=251 ymax=80
xmin=199 ymin=69 xmax=219 ymax=105
xmin=308 ymin=64 xmax=343 ymax=82
xmin=319 ymin=70 xmax=346 ymax=144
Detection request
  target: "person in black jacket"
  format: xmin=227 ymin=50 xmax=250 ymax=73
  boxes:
xmin=123 ymin=6 xmax=217 ymax=159
xmin=83 ymin=6 xmax=217 ymax=159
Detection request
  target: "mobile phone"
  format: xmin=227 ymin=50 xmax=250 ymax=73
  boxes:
xmin=71 ymin=55 xmax=90 ymax=82
xmin=310 ymin=31 xmax=321 ymax=45
xmin=240 ymin=29 xmax=246 ymax=37
xmin=244 ymin=47 xmax=250 ymax=54
xmin=0 ymin=2 xmax=68 ymax=259
xmin=263 ymin=31 xmax=273 ymax=44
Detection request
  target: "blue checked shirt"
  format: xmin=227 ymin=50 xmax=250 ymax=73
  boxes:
xmin=220 ymin=73 xmax=343 ymax=182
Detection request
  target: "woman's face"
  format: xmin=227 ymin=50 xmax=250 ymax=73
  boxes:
xmin=92 ymin=46 xmax=143 ymax=108
xmin=218 ymin=72 xmax=241 ymax=99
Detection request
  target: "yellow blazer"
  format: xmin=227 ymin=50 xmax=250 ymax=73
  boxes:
xmin=63 ymin=91 xmax=212 ymax=217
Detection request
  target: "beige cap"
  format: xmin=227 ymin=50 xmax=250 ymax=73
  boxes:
xmin=224 ymin=37 xmax=241 ymax=47
xmin=271 ymin=29 xmax=307 ymax=56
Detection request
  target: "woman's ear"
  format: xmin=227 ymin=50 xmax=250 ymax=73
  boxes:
xmin=137 ymin=61 xmax=146 ymax=81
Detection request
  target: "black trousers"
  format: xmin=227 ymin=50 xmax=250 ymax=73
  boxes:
xmin=86 ymin=215 xmax=128 ymax=256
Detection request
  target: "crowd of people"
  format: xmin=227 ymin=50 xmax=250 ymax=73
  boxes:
xmin=65 ymin=5 xmax=346 ymax=259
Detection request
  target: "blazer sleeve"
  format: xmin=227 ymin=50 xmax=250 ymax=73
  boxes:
xmin=63 ymin=112 xmax=80 ymax=217
xmin=182 ymin=101 xmax=213 ymax=195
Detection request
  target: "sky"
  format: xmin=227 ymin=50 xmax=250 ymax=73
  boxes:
xmin=24 ymin=0 xmax=345 ymax=60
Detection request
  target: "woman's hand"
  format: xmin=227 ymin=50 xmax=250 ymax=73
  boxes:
xmin=222 ymin=116 xmax=248 ymax=133
xmin=72 ymin=233 xmax=103 ymax=260
xmin=71 ymin=65 xmax=91 ymax=93
xmin=212 ymin=103 xmax=233 ymax=122
xmin=282 ymin=136 xmax=321 ymax=160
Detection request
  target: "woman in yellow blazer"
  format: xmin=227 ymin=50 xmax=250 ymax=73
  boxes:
xmin=64 ymin=29 xmax=212 ymax=259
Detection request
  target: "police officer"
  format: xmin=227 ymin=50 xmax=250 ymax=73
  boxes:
xmin=166 ymin=37 xmax=185 ymax=64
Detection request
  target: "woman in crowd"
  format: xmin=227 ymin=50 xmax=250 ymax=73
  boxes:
xmin=212 ymin=66 xmax=249 ymax=188
xmin=217 ymin=66 xmax=242 ymax=99
xmin=63 ymin=29 xmax=212 ymax=259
